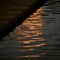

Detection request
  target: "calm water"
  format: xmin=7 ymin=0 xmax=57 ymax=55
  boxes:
xmin=0 ymin=0 xmax=60 ymax=60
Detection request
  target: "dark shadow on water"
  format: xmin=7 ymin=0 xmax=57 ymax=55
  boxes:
xmin=0 ymin=0 xmax=48 ymax=40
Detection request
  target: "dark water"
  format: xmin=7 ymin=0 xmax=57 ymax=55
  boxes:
xmin=0 ymin=0 xmax=60 ymax=60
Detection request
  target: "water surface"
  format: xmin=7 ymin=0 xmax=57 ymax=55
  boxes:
xmin=0 ymin=0 xmax=60 ymax=60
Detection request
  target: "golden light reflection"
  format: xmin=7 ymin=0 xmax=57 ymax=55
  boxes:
xmin=31 ymin=37 xmax=45 ymax=41
xmin=18 ymin=39 xmax=45 ymax=44
xmin=28 ymin=49 xmax=34 ymax=51
xmin=18 ymin=43 xmax=45 ymax=48
xmin=16 ymin=6 xmax=46 ymax=58
xmin=29 ymin=15 xmax=42 ymax=19
xmin=16 ymin=35 xmax=31 ymax=40
xmin=18 ymin=48 xmax=34 ymax=52
xmin=17 ymin=55 xmax=40 ymax=58
xmin=35 ymin=7 xmax=44 ymax=13
xmin=22 ymin=20 xmax=31 ymax=25
xmin=18 ymin=40 xmax=37 ymax=44
xmin=26 ymin=16 xmax=41 ymax=20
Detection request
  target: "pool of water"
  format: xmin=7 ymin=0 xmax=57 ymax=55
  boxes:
xmin=0 ymin=0 xmax=60 ymax=60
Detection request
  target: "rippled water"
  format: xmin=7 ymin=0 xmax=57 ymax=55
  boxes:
xmin=0 ymin=0 xmax=60 ymax=60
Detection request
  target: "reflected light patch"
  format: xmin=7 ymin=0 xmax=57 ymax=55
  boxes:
xmin=18 ymin=40 xmax=37 ymax=44
xmin=22 ymin=20 xmax=31 ymax=25
xmin=36 ymin=7 xmax=44 ymax=13
xmin=28 ymin=48 xmax=34 ymax=51
xmin=18 ymin=39 xmax=45 ymax=44
xmin=31 ymin=37 xmax=45 ymax=41
xmin=18 ymin=49 xmax=34 ymax=52
xmin=18 ymin=43 xmax=45 ymax=48
xmin=17 ymin=55 xmax=40 ymax=58
xmin=29 ymin=15 xmax=42 ymax=19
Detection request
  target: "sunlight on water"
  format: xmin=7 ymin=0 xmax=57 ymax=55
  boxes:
xmin=0 ymin=0 xmax=60 ymax=60
xmin=18 ymin=43 xmax=45 ymax=48
xmin=15 ymin=7 xmax=46 ymax=58
xmin=17 ymin=55 xmax=40 ymax=58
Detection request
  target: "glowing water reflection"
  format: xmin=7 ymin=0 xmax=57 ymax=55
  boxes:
xmin=15 ymin=7 xmax=46 ymax=58
xmin=17 ymin=55 xmax=40 ymax=58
